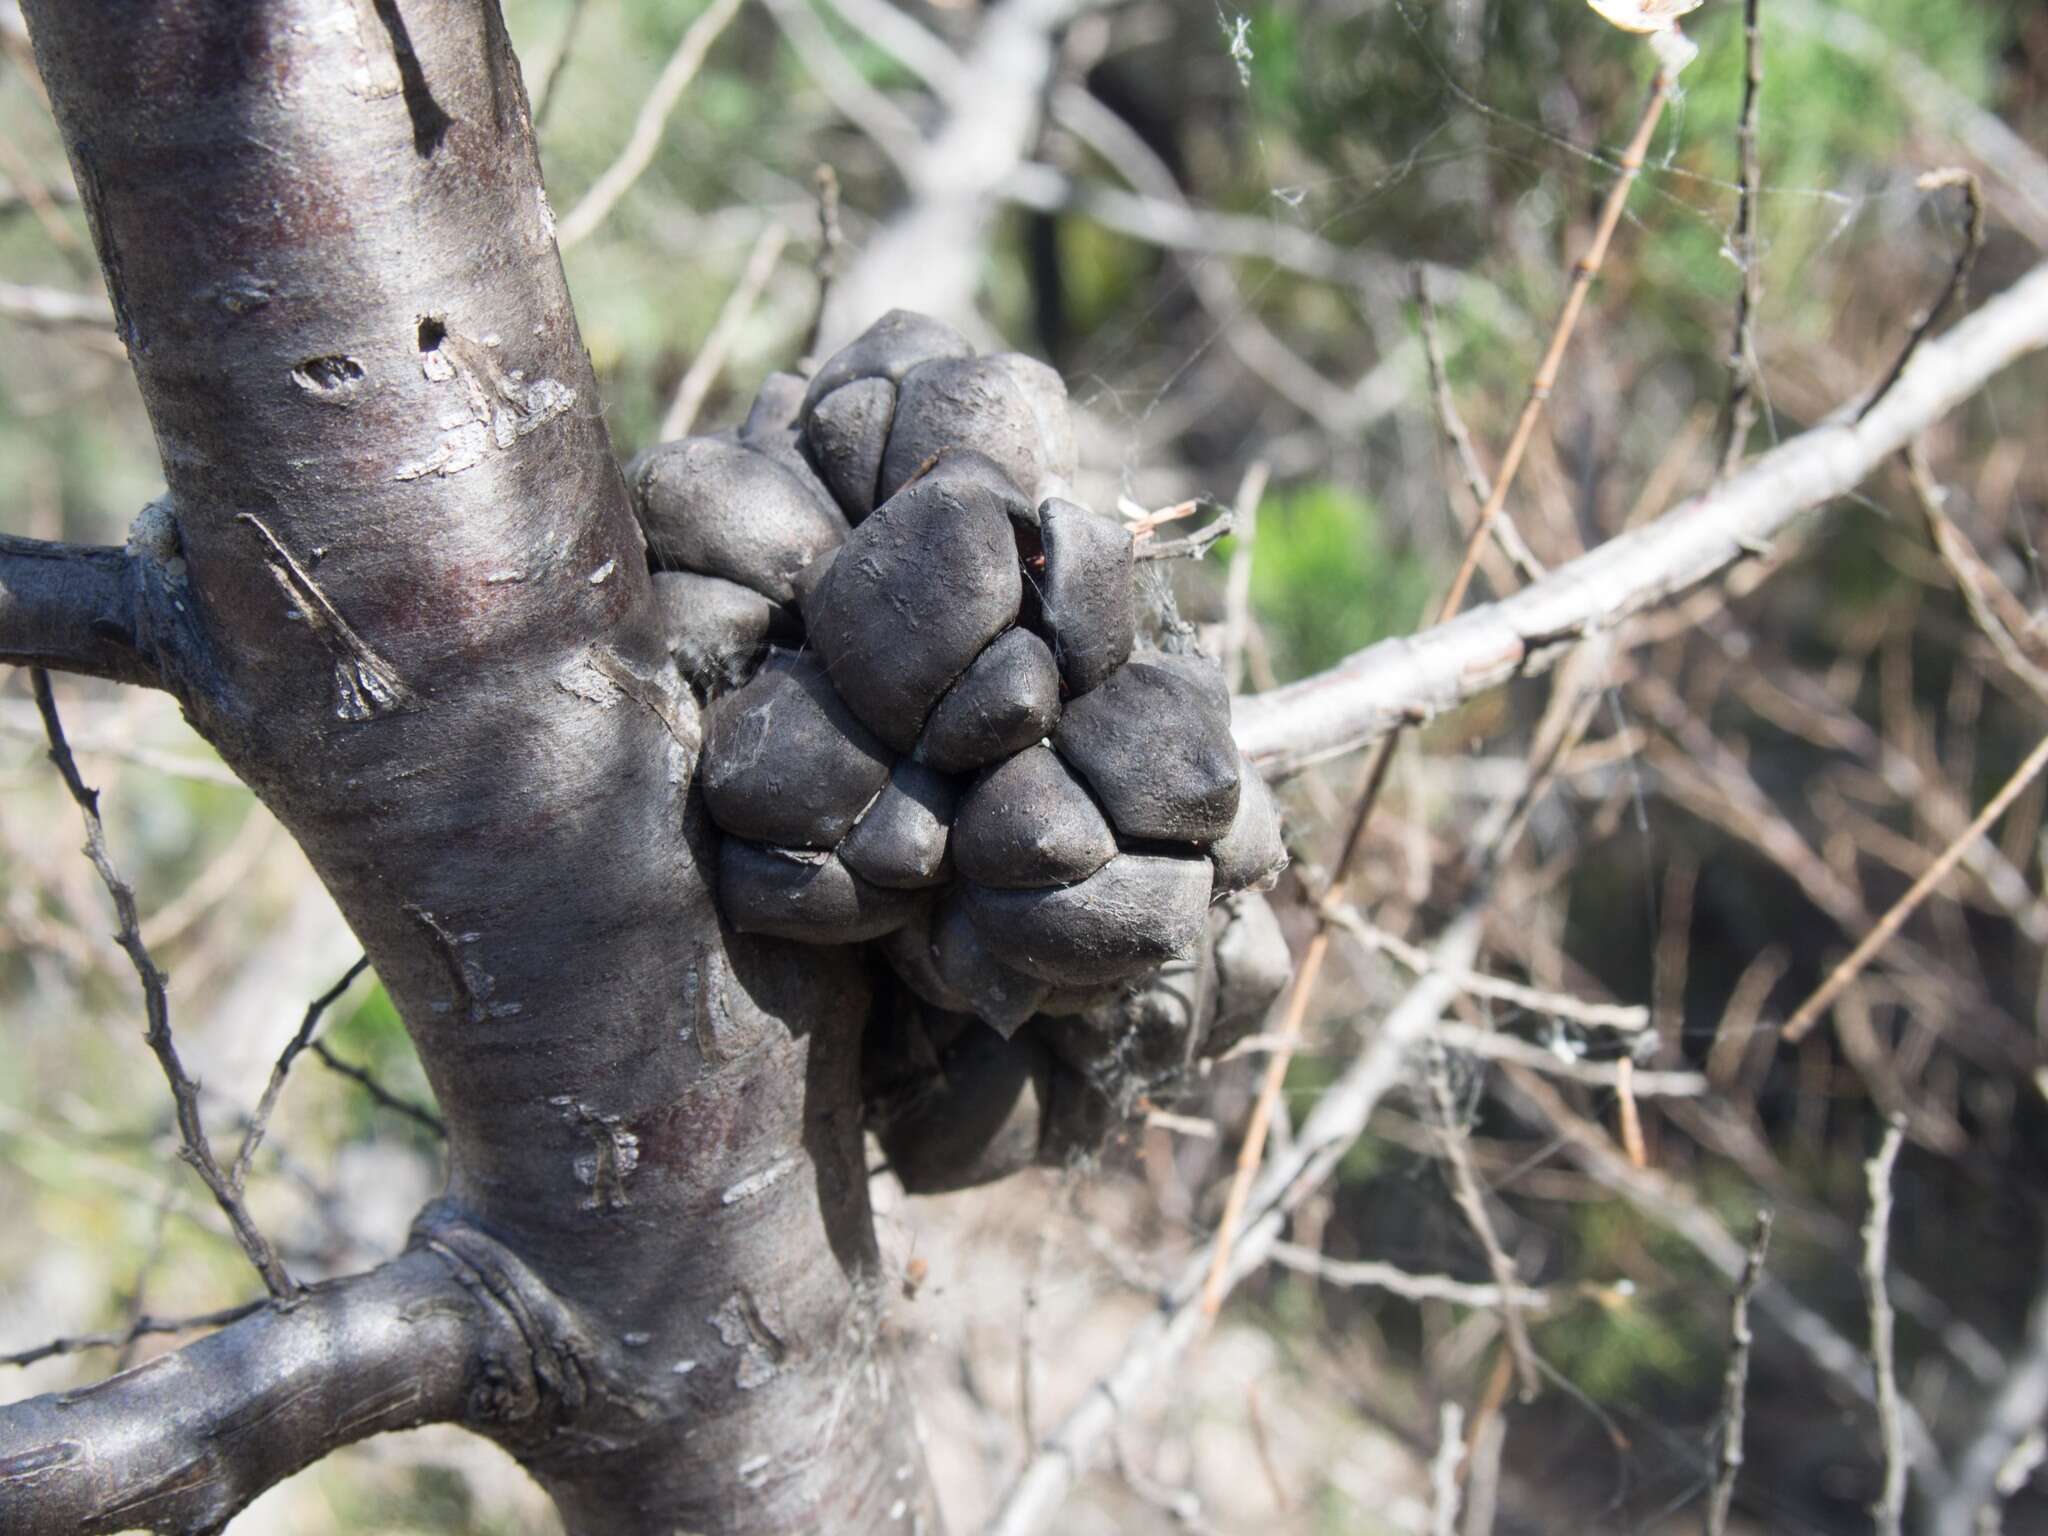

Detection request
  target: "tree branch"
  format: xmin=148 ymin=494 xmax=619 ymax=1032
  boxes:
xmin=0 ymin=1247 xmax=493 ymax=1536
xmin=1232 ymin=259 xmax=2048 ymax=775
xmin=0 ymin=534 xmax=158 ymax=687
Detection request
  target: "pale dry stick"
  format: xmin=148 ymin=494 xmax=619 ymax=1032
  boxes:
xmin=0 ymin=703 xmax=242 ymax=785
xmin=1704 ymin=1209 xmax=1773 ymax=1536
xmin=554 ymin=0 xmax=749 ymax=250
xmin=229 ymin=955 xmax=374 ymax=1195
xmin=1860 ymin=170 xmax=1986 ymax=424
xmin=1930 ymin=1269 xmax=2048 ymax=1536
xmin=1431 ymin=1402 xmax=1467 ymax=1536
xmin=1327 ymin=906 xmax=1649 ymax=1030
xmin=1233 ymin=260 xmax=2048 ymax=776
xmin=1462 ymin=1411 xmax=1506 ymax=1536
xmin=0 ymin=123 xmax=83 ymax=259
xmin=1501 ymin=1067 xmax=1950 ymax=1486
xmin=0 ymin=279 xmax=111 ymax=329
xmin=1201 ymin=77 xmax=1676 ymax=1298
xmin=659 ymin=222 xmax=791 ymax=441
xmin=986 ymin=905 xmax=1487 ymax=1536
xmin=1614 ymin=1057 xmax=1647 ymax=1169
xmin=1427 ymin=1053 xmax=1540 ymax=1401
xmin=0 ymin=1299 xmax=267 ymax=1371
xmin=1717 ymin=0 xmax=1766 ymax=479
xmin=1906 ymin=443 xmax=2048 ymax=700
xmin=1266 ymin=1243 xmax=1557 ymax=1310
xmin=1439 ymin=63 xmax=1679 ymax=618
xmin=1228 ymin=1021 xmax=1706 ymax=1097
xmin=1220 ymin=460 xmax=1270 ymax=692
xmin=29 ymin=670 xmax=297 ymax=1300
xmin=1864 ymin=1119 xmax=1909 ymax=1536
xmin=1783 ymin=728 xmax=2048 ymax=1042
xmin=1414 ymin=266 xmax=1545 ymax=582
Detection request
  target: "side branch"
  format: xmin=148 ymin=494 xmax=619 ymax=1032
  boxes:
xmin=0 ymin=1247 xmax=492 ymax=1536
xmin=0 ymin=534 xmax=158 ymax=688
xmin=1233 ymin=260 xmax=2048 ymax=775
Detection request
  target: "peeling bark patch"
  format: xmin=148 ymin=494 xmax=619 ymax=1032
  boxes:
xmin=239 ymin=513 xmax=418 ymax=721
xmin=397 ymin=326 xmax=576 ymax=481
xmin=553 ymin=1099 xmax=639 ymax=1211
xmin=709 ymin=1291 xmax=786 ymax=1390
xmin=406 ymin=902 xmax=518 ymax=1022
xmin=719 ymin=1154 xmax=795 ymax=1206
xmin=738 ymin=1453 xmax=772 ymax=1489
xmin=0 ymin=1440 xmax=82 ymax=1486
xmin=369 ymin=0 xmax=453 ymax=156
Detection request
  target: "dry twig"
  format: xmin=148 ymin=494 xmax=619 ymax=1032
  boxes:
xmin=1427 ymin=1053 xmax=1540 ymax=1401
xmin=1863 ymin=1120 xmax=1909 ymax=1536
xmin=30 ymin=670 xmax=296 ymax=1299
xmin=1704 ymin=1209 xmax=1773 ymax=1536
xmin=1782 ymin=729 xmax=2048 ymax=1041
xmin=1717 ymin=0 xmax=1766 ymax=478
xmin=556 ymin=0 xmax=749 ymax=249
xmin=659 ymin=221 xmax=792 ymax=441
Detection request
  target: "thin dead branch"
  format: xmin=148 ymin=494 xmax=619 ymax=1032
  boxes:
xmin=1783 ymin=729 xmax=2048 ymax=1042
xmin=1717 ymin=0 xmax=1766 ymax=478
xmin=1427 ymin=1053 xmax=1540 ymax=1401
xmin=556 ymin=0 xmax=749 ymax=249
xmin=31 ymin=670 xmax=296 ymax=1299
xmin=1704 ymin=1209 xmax=1773 ymax=1536
xmin=1863 ymin=1120 xmax=1909 ymax=1536
xmin=659 ymin=221 xmax=791 ymax=441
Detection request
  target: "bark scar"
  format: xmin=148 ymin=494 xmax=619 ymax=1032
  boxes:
xmin=239 ymin=513 xmax=419 ymax=722
xmin=406 ymin=902 xmax=519 ymax=1022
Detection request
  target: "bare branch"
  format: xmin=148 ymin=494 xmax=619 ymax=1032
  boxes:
xmin=984 ymin=903 xmax=1486 ymax=1536
xmin=659 ymin=221 xmax=792 ymax=441
xmin=231 ymin=955 xmax=375 ymax=1192
xmin=1501 ymin=1068 xmax=1950 ymax=1491
xmin=1716 ymin=0 xmax=1765 ymax=478
xmin=0 ymin=534 xmax=158 ymax=688
xmin=1782 ymin=728 xmax=2048 ymax=1042
xmin=554 ymin=0 xmax=748 ymax=249
xmin=1705 ymin=1210 xmax=1773 ymax=1536
xmin=1864 ymin=1120 xmax=1909 ymax=1536
xmin=1932 ymin=1268 xmax=2048 ymax=1536
xmin=309 ymin=1040 xmax=446 ymax=1138
xmin=0 ymin=278 xmax=110 ymax=329
xmin=0 ymin=1248 xmax=493 ymax=1536
xmin=1427 ymin=1053 xmax=1540 ymax=1401
xmin=0 ymin=1299 xmax=264 ymax=1371
xmin=1859 ymin=170 xmax=1984 ymax=423
xmin=1430 ymin=1402 xmax=1466 ymax=1536
xmin=32 ymin=671 xmax=294 ymax=1297
xmin=1233 ymin=260 xmax=2048 ymax=776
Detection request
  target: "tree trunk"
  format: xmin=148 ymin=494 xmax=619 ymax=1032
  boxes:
xmin=5 ymin=3 xmax=937 ymax=1531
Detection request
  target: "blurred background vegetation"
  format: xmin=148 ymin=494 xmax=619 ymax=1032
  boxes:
xmin=5 ymin=0 xmax=2048 ymax=1531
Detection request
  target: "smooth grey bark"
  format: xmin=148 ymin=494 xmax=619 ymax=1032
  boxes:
xmin=2 ymin=3 xmax=935 ymax=1533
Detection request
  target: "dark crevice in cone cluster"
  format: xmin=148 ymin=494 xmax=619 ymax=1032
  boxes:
xmin=630 ymin=310 xmax=1294 ymax=1193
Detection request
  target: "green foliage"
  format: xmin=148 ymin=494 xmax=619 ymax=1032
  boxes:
xmin=1236 ymin=483 xmax=1433 ymax=680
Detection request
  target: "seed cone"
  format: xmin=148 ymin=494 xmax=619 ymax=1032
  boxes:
xmin=632 ymin=310 xmax=1294 ymax=1191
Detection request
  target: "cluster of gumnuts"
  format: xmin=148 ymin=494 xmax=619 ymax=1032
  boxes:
xmin=631 ymin=311 xmax=1292 ymax=1192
